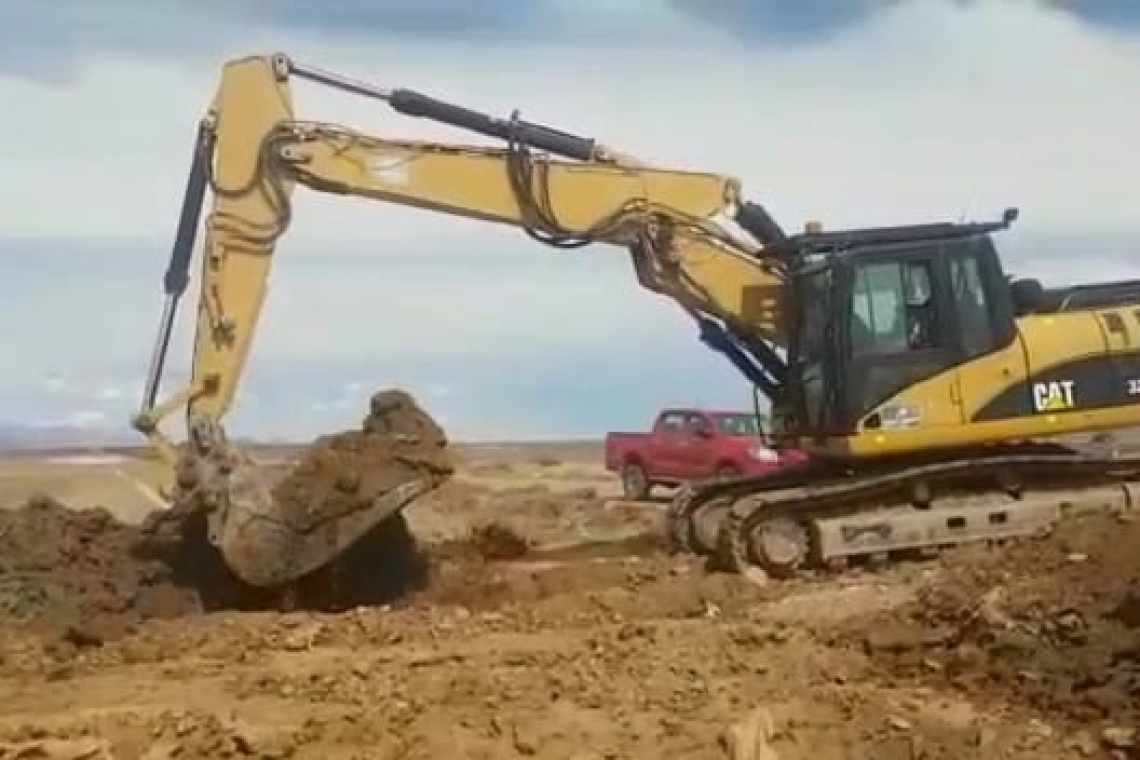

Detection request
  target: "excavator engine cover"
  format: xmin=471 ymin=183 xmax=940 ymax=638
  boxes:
xmin=151 ymin=389 xmax=454 ymax=588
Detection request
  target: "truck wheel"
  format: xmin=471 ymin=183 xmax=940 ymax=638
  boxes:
xmin=621 ymin=462 xmax=650 ymax=500
xmin=715 ymin=464 xmax=741 ymax=481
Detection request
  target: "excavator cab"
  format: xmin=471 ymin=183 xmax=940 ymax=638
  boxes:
xmin=783 ymin=208 xmax=1022 ymax=451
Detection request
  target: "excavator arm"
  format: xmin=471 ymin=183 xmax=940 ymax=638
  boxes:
xmin=133 ymin=53 xmax=791 ymax=587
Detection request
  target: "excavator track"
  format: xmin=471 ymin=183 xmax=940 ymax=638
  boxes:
xmin=667 ymin=445 xmax=1140 ymax=581
xmin=668 ymin=470 xmax=807 ymax=555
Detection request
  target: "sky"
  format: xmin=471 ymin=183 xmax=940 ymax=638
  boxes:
xmin=1 ymin=0 xmax=1139 ymax=442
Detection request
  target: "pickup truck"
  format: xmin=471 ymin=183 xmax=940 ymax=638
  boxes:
xmin=604 ymin=408 xmax=808 ymax=500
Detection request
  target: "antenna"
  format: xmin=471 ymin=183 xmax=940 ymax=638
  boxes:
xmin=957 ymin=198 xmax=973 ymax=225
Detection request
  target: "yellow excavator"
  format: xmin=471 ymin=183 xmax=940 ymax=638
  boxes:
xmin=135 ymin=53 xmax=1140 ymax=589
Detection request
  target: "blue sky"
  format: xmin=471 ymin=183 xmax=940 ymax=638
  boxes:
xmin=2 ymin=1 xmax=1139 ymax=441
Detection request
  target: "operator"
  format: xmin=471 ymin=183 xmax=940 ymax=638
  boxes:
xmin=904 ymin=264 xmax=936 ymax=349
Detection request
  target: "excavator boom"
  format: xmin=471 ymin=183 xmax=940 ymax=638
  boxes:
xmin=134 ymin=53 xmax=790 ymax=587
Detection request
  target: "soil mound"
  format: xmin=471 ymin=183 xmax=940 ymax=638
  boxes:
xmin=0 ymin=389 xmax=457 ymax=645
xmin=854 ymin=510 xmax=1140 ymax=728
xmin=0 ymin=493 xmax=200 ymax=645
xmin=0 ymin=491 xmax=435 ymax=649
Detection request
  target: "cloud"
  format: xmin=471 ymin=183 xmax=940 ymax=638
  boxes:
xmin=669 ymin=0 xmax=1140 ymax=42
xmin=1 ymin=1 xmax=1138 ymax=439
xmin=0 ymin=0 xmax=699 ymax=83
xmin=3 ymin=3 xmax=1138 ymax=239
xmin=6 ymin=2 xmax=1137 ymax=79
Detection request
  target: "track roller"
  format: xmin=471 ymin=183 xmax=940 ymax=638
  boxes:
xmin=690 ymin=496 xmax=733 ymax=554
xmin=746 ymin=516 xmax=811 ymax=578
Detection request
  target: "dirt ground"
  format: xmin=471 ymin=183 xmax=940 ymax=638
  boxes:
xmin=0 ymin=424 xmax=1137 ymax=758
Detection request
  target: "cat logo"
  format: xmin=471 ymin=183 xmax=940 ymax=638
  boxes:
xmin=1032 ymin=380 xmax=1076 ymax=413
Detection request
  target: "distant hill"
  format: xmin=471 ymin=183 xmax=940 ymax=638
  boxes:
xmin=0 ymin=422 xmax=135 ymax=451
xmin=0 ymin=422 xmax=603 ymax=460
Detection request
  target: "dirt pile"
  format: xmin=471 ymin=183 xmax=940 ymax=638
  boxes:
xmin=0 ymin=493 xmax=201 ymax=646
xmin=0 ymin=389 xmax=472 ymax=645
xmin=854 ymin=510 xmax=1140 ymax=734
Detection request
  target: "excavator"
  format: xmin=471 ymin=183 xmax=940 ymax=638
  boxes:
xmin=134 ymin=52 xmax=1140 ymax=590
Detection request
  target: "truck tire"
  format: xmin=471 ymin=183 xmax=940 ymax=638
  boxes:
xmin=621 ymin=462 xmax=650 ymax=500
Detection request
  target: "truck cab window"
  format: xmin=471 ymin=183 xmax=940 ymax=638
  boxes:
xmin=851 ymin=260 xmax=937 ymax=356
xmin=685 ymin=413 xmax=712 ymax=436
xmin=659 ymin=412 xmax=686 ymax=433
xmin=714 ymin=414 xmax=759 ymax=436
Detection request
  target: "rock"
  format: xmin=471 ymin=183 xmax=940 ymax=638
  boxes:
xmin=721 ymin=706 xmax=778 ymax=760
xmin=1064 ymin=730 xmax=1099 ymax=756
xmin=140 ymin=743 xmax=178 ymax=760
xmin=1110 ymin=587 xmax=1140 ymax=629
xmin=510 ymin=723 xmax=538 ymax=756
xmin=887 ymin=715 xmax=913 ymax=731
xmin=0 ymin=738 xmax=114 ymax=759
xmin=1102 ymin=727 xmax=1136 ymax=750
xmin=280 ymin=623 xmax=324 ymax=651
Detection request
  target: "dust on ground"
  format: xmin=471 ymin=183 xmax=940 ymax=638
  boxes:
xmin=0 ymin=392 xmax=1137 ymax=758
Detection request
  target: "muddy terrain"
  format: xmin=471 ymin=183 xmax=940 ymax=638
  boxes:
xmin=0 ymin=397 xmax=1136 ymax=758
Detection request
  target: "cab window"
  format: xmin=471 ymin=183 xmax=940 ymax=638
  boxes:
xmin=796 ymin=269 xmax=832 ymax=428
xmin=950 ymin=252 xmax=994 ymax=358
xmin=684 ymin=413 xmax=712 ymax=436
xmin=850 ymin=260 xmax=937 ymax=357
xmin=657 ymin=412 xmax=687 ymax=433
xmin=713 ymin=414 xmax=759 ymax=436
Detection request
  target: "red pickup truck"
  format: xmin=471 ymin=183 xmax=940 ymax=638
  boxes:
xmin=604 ymin=408 xmax=808 ymax=500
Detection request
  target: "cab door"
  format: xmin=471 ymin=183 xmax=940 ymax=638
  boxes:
xmin=839 ymin=253 xmax=963 ymax=433
xmin=946 ymin=244 xmax=1028 ymax=425
xmin=682 ymin=412 xmax=719 ymax=478
xmin=646 ymin=411 xmax=691 ymax=480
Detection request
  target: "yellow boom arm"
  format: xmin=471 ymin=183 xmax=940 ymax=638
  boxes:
xmin=134 ymin=52 xmax=789 ymax=479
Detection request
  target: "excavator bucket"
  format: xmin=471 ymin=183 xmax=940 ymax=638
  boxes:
xmin=144 ymin=389 xmax=454 ymax=589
